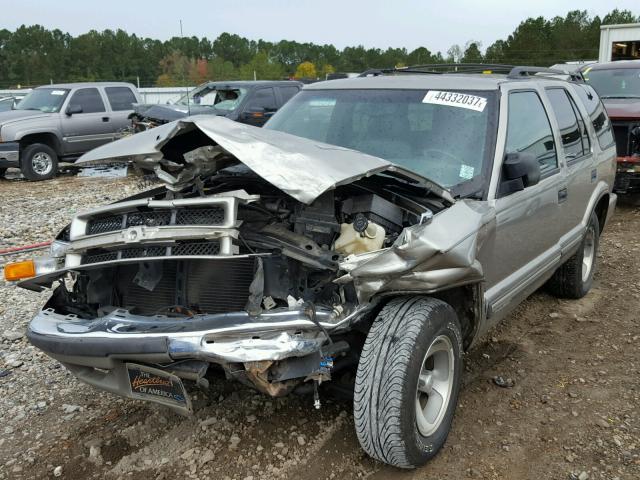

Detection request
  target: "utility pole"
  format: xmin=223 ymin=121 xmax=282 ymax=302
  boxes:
xmin=180 ymin=19 xmax=191 ymax=115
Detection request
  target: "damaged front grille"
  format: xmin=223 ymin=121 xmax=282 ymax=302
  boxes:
xmin=612 ymin=121 xmax=640 ymax=157
xmin=83 ymin=241 xmax=221 ymax=264
xmin=85 ymin=206 xmax=225 ymax=236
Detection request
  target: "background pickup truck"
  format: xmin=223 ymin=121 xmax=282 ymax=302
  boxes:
xmin=0 ymin=82 xmax=140 ymax=180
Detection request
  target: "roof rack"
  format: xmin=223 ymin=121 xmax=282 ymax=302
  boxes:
xmin=358 ymin=63 xmax=584 ymax=82
xmin=359 ymin=63 xmax=515 ymax=77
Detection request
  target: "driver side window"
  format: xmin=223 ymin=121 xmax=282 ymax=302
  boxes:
xmin=506 ymin=91 xmax=558 ymax=177
xmin=68 ymin=88 xmax=105 ymax=114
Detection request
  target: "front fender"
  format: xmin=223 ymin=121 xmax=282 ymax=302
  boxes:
xmin=7 ymin=118 xmax=62 ymax=145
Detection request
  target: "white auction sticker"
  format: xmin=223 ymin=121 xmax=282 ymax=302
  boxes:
xmin=423 ymin=90 xmax=487 ymax=112
xmin=50 ymin=90 xmax=66 ymax=96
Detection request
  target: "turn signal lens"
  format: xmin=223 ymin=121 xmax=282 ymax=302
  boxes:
xmin=4 ymin=260 xmax=36 ymax=281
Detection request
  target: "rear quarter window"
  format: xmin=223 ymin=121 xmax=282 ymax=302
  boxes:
xmin=572 ymin=85 xmax=615 ymax=151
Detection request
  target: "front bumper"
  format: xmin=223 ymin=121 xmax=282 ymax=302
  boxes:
xmin=0 ymin=141 xmax=19 ymax=168
xmin=27 ymin=305 xmax=351 ymax=368
xmin=614 ymin=156 xmax=640 ymax=194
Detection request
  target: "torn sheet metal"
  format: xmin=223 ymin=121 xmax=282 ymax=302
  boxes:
xmin=76 ymin=115 xmax=452 ymax=204
xmin=337 ymin=200 xmax=495 ymax=302
xmin=76 ymin=164 xmax=128 ymax=178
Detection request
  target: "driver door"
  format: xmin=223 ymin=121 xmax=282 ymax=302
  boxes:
xmin=240 ymin=88 xmax=278 ymax=127
xmin=484 ymin=89 xmax=568 ymax=320
xmin=61 ymin=88 xmax=115 ymax=154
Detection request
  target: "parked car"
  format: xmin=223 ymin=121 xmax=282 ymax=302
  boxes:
xmin=130 ymin=80 xmax=302 ymax=132
xmin=0 ymin=94 xmax=26 ymax=112
xmin=0 ymin=82 xmax=141 ymax=180
xmin=581 ymin=60 xmax=640 ymax=194
xmin=6 ymin=66 xmax=616 ymax=468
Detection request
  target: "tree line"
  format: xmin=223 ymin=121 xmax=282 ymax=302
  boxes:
xmin=0 ymin=9 xmax=637 ymax=88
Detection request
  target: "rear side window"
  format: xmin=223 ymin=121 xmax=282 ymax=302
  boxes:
xmin=245 ymin=88 xmax=277 ymax=112
xmin=573 ymin=85 xmax=615 ymax=150
xmin=546 ymin=88 xmax=588 ymax=160
xmin=68 ymin=88 xmax=105 ymax=114
xmin=279 ymin=86 xmax=300 ymax=104
xmin=105 ymin=87 xmax=137 ymax=111
xmin=506 ymin=91 xmax=558 ymax=176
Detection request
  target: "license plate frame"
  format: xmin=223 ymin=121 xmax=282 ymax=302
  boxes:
xmin=126 ymin=363 xmax=192 ymax=413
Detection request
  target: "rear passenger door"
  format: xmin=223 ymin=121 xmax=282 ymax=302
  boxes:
xmin=545 ymin=87 xmax=594 ymax=250
xmin=61 ymin=87 xmax=114 ymax=154
xmin=486 ymin=89 xmax=568 ymax=316
xmin=240 ymin=87 xmax=278 ymax=127
xmin=104 ymin=86 xmax=138 ymax=135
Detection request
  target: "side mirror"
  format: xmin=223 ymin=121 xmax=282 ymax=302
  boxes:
xmin=498 ymin=152 xmax=541 ymax=197
xmin=66 ymin=104 xmax=83 ymax=115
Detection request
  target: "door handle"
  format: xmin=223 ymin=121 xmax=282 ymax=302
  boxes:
xmin=558 ymin=187 xmax=568 ymax=203
xmin=102 ymin=117 xmax=110 ymax=122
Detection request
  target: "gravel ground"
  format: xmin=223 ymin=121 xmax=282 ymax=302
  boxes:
xmin=0 ymin=174 xmax=639 ymax=480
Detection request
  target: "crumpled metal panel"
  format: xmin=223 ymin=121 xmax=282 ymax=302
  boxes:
xmin=77 ymin=116 xmax=394 ymax=204
xmin=337 ymin=200 xmax=494 ymax=302
xmin=174 ymin=331 xmax=324 ymax=363
xmin=78 ymin=116 xmax=454 ymax=204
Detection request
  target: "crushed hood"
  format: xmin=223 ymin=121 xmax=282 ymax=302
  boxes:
xmin=78 ymin=115 xmax=453 ymax=205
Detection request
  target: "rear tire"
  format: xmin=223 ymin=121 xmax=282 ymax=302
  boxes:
xmin=354 ymin=296 xmax=463 ymax=468
xmin=547 ymin=210 xmax=599 ymax=299
xmin=20 ymin=143 xmax=58 ymax=181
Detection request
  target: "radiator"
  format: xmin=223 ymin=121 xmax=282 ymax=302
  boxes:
xmin=117 ymin=258 xmax=256 ymax=315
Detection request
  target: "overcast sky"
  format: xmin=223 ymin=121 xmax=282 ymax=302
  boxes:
xmin=2 ymin=0 xmax=639 ymax=53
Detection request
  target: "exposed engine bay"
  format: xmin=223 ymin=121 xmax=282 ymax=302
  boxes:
xmin=21 ymin=116 xmax=487 ymax=412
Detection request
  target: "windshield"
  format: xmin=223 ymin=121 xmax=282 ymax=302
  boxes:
xmin=0 ymin=97 xmax=14 ymax=112
xmin=583 ymin=67 xmax=640 ymax=99
xmin=265 ymin=88 xmax=497 ymax=194
xmin=16 ymin=88 xmax=69 ymax=113
xmin=176 ymin=85 xmax=247 ymax=111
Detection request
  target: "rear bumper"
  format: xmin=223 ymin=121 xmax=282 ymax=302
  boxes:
xmin=0 ymin=142 xmax=19 ymax=168
xmin=27 ymin=305 xmax=346 ymax=368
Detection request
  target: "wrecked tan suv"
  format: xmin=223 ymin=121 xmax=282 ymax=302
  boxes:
xmin=8 ymin=66 xmax=617 ymax=468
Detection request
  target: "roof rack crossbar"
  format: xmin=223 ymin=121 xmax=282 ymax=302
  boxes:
xmin=507 ymin=66 xmax=585 ymax=82
xmin=357 ymin=64 xmax=584 ymax=82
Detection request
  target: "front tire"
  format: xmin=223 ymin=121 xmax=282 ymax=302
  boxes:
xmin=547 ymin=210 xmax=600 ymax=299
xmin=21 ymin=143 xmax=58 ymax=181
xmin=354 ymin=297 xmax=463 ymax=468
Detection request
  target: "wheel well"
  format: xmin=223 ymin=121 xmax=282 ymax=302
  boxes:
xmin=19 ymin=133 xmax=61 ymax=156
xmin=594 ymin=194 xmax=609 ymax=235
xmin=365 ymin=284 xmax=481 ymax=351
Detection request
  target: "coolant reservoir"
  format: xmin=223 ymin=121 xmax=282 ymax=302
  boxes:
xmin=334 ymin=217 xmax=386 ymax=255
